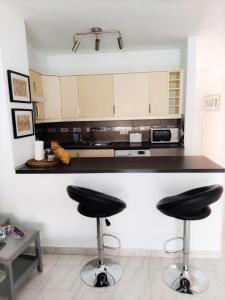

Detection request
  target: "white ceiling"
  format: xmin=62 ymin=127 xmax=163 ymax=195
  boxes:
xmin=2 ymin=0 xmax=225 ymax=54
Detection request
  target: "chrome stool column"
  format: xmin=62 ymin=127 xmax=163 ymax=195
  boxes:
xmin=163 ymin=220 xmax=208 ymax=294
xmin=157 ymin=185 xmax=223 ymax=295
xmin=67 ymin=185 xmax=126 ymax=288
xmin=81 ymin=217 xmax=122 ymax=287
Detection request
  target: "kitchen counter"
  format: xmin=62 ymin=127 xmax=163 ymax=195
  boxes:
xmin=15 ymin=156 xmax=224 ymax=256
xmin=63 ymin=141 xmax=184 ymax=150
xmin=16 ymin=156 xmax=224 ymax=174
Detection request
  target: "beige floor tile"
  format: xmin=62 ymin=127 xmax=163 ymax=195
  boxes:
xmin=110 ymin=268 xmax=151 ymax=297
xmin=44 ymin=265 xmax=80 ymax=290
xmin=7 ymin=255 xmax=225 ymax=300
xmin=24 ymin=264 xmax=54 ymax=289
xmin=35 ymin=290 xmax=75 ymax=300
xmin=55 ymin=255 xmax=73 ymax=266
xmin=42 ymin=254 xmax=58 ymax=265
xmin=117 ymin=256 xmax=143 ymax=269
xmin=16 ymin=288 xmax=40 ymax=300
xmin=67 ymin=255 xmax=88 ymax=266
xmin=74 ymin=291 xmax=112 ymax=300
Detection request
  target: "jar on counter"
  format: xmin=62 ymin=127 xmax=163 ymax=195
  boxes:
xmin=45 ymin=148 xmax=56 ymax=161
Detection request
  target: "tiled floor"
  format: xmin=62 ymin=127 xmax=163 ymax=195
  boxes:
xmin=1 ymin=254 xmax=225 ymax=300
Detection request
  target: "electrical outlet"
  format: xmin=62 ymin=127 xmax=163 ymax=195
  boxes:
xmin=204 ymin=94 xmax=221 ymax=111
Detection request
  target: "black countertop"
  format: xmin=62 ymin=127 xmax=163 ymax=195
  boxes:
xmin=63 ymin=141 xmax=184 ymax=150
xmin=16 ymin=156 xmax=224 ymax=174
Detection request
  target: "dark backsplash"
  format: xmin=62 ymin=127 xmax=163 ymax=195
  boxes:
xmin=35 ymin=119 xmax=181 ymax=147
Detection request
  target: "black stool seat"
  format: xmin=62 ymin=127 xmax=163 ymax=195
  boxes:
xmin=67 ymin=186 xmax=126 ymax=218
xmin=157 ymin=185 xmax=223 ymax=220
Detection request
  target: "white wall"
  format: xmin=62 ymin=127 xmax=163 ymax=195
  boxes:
xmin=1 ymin=4 xmax=224 ymax=255
xmin=0 ymin=3 xmax=34 ymax=168
xmin=198 ymin=36 xmax=225 ymax=167
xmin=184 ymin=35 xmax=225 ymax=162
xmin=27 ymin=43 xmax=49 ymax=74
xmin=45 ymin=49 xmax=182 ymax=75
xmin=184 ymin=38 xmax=203 ymax=155
xmin=27 ymin=43 xmax=184 ymax=76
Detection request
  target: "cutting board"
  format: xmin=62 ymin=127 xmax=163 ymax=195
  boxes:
xmin=26 ymin=159 xmax=60 ymax=168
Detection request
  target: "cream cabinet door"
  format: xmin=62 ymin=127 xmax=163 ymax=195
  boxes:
xmin=150 ymin=148 xmax=184 ymax=156
xmin=113 ymin=73 xmax=150 ymax=116
xmin=34 ymin=102 xmax=45 ymax=120
xmin=78 ymin=75 xmax=114 ymax=117
xmin=67 ymin=150 xmax=79 ymax=158
xmin=29 ymin=70 xmax=44 ymax=102
xmin=78 ymin=149 xmax=114 ymax=157
xmin=43 ymin=75 xmax=62 ymax=119
xmin=60 ymin=76 xmax=79 ymax=119
xmin=149 ymin=72 xmax=169 ymax=116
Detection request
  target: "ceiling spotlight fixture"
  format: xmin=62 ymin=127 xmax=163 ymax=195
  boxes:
xmin=72 ymin=36 xmax=80 ymax=52
xmin=72 ymin=27 xmax=123 ymax=53
xmin=117 ymin=35 xmax=123 ymax=50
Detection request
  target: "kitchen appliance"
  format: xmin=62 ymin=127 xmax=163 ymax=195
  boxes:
xmin=115 ymin=149 xmax=151 ymax=157
xmin=129 ymin=133 xmax=142 ymax=144
xmin=151 ymin=128 xmax=179 ymax=144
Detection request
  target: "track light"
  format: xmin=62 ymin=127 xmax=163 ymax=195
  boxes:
xmin=95 ymin=34 xmax=100 ymax=51
xmin=117 ymin=36 xmax=123 ymax=49
xmin=72 ymin=27 xmax=123 ymax=53
xmin=72 ymin=40 xmax=80 ymax=52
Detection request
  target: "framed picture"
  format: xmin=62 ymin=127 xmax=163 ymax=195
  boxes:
xmin=7 ymin=70 xmax=31 ymax=103
xmin=11 ymin=109 xmax=34 ymax=139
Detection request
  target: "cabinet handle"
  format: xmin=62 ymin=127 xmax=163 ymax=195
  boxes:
xmin=36 ymin=105 xmax=39 ymax=118
xmin=113 ymin=105 xmax=115 ymax=115
xmin=149 ymin=104 xmax=151 ymax=114
xmin=33 ymin=82 xmax=36 ymax=93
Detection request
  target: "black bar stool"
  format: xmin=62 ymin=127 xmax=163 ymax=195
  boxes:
xmin=67 ymin=186 xmax=126 ymax=287
xmin=157 ymin=184 xmax=223 ymax=295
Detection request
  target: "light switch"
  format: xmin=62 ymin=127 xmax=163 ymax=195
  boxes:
xmin=204 ymin=94 xmax=221 ymax=111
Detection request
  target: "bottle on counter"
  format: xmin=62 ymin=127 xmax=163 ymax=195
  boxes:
xmin=45 ymin=148 xmax=56 ymax=161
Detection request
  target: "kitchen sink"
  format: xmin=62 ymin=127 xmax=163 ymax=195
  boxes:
xmin=91 ymin=142 xmax=113 ymax=146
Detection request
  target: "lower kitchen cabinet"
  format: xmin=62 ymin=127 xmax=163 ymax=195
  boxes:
xmin=150 ymin=148 xmax=184 ymax=156
xmin=67 ymin=150 xmax=79 ymax=158
xmin=68 ymin=149 xmax=114 ymax=157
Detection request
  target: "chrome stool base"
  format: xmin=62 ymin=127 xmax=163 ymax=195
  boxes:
xmin=81 ymin=258 xmax=122 ymax=287
xmin=163 ymin=263 xmax=209 ymax=294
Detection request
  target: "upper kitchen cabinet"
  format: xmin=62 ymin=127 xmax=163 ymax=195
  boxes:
xmin=168 ymin=71 xmax=182 ymax=115
xmin=42 ymin=75 xmax=62 ymax=119
xmin=60 ymin=76 xmax=79 ymax=119
xmin=78 ymin=75 xmax=114 ymax=118
xmin=29 ymin=70 xmax=44 ymax=102
xmin=34 ymin=102 xmax=45 ymax=120
xmin=113 ymin=73 xmax=149 ymax=117
xmin=149 ymin=71 xmax=169 ymax=116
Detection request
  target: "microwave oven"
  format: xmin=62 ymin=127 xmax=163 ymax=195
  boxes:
xmin=151 ymin=128 xmax=179 ymax=143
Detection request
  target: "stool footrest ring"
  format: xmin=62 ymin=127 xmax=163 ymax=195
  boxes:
xmin=103 ymin=234 xmax=121 ymax=250
xmin=164 ymin=237 xmax=183 ymax=255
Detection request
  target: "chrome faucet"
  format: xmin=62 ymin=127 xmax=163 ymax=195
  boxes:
xmin=89 ymin=128 xmax=101 ymax=145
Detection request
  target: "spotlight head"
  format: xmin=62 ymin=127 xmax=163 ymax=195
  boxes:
xmin=72 ymin=40 xmax=80 ymax=52
xmin=117 ymin=36 xmax=123 ymax=49
xmin=95 ymin=38 xmax=100 ymax=51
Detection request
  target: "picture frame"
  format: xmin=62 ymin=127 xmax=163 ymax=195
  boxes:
xmin=11 ymin=109 xmax=34 ymax=139
xmin=7 ymin=70 xmax=31 ymax=103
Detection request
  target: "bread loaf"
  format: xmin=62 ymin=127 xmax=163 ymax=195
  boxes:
xmin=51 ymin=141 xmax=71 ymax=165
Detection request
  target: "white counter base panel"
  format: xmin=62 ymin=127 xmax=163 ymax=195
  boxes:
xmin=2 ymin=173 xmax=224 ymax=257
